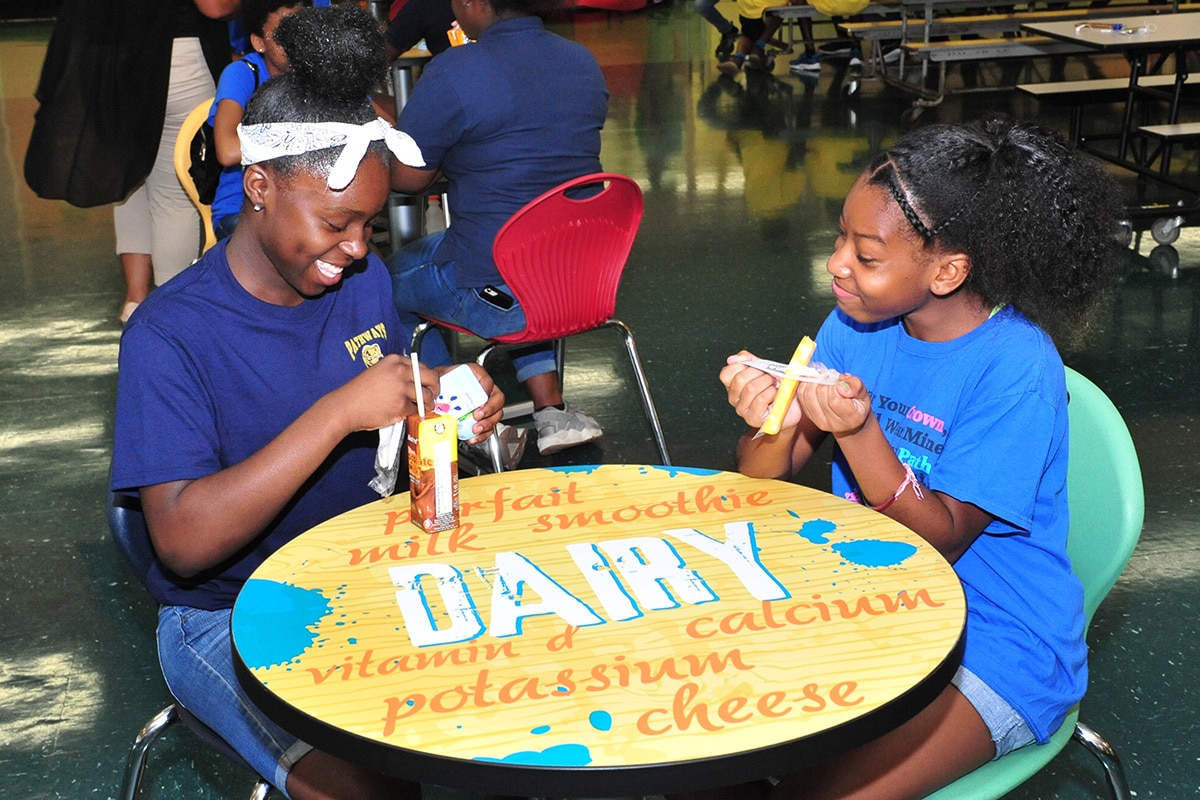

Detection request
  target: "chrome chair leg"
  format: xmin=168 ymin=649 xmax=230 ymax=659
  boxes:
xmin=471 ymin=343 xmax=516 ymax=473
xmin=1074 ymin=721 xmax=1131 ymax=800
xmin=605 ymin=319 xmax=671 ymax=466
xmin=120 ymin=705 xmax=180 ymax=800
xmin=120 ymin=703 xmax=274 ymax=799
xmin=419 ymin=319 xmax=672 ymax=468
xmin=411 ymin=320 xmax=433 ymax=355
xmin=554 ymin=338 xmax=566 ymax=390
xmin=484 ymin=426 xmax=506 ymax=473
xmin=413 ymin=321 xmax=504 ymax=473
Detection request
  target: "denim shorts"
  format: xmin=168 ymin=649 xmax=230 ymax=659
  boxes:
xmin=157 ymin=605 xmax=313 ymax=795
xmin=952 ymin=665 xmax=1037 ymax=759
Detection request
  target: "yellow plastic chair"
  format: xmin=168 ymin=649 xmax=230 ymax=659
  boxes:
xmin=924 ymin=367 xmax=1142 ymax=800
xmin=172 ymin=98 xmax=218 ymax=254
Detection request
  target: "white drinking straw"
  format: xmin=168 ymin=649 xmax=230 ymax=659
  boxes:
xmin=411 ymin=352 xmax=425 ymax=417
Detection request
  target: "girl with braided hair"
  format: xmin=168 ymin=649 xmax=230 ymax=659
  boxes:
xmin=113 ymin=6 xmax=503 ymax=798
xmin=718 ymin=118 xmax=1123 ymax=799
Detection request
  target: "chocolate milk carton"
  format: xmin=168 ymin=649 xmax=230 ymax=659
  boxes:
xmin=406 ymin=413 xmax=459 ymax=532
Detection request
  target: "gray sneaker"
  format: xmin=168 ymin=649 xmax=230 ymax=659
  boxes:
xmin=533 ymin=403 xmax=603 ymax=455
xmin=462 ymin=422 xmax=528 ymax=472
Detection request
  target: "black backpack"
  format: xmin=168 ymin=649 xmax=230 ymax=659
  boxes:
xmin=188 ymin=59 xmax=260 ymax=206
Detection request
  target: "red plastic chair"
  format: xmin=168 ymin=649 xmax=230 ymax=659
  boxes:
xmin=412 ymin=172 xmax=671 ymax=469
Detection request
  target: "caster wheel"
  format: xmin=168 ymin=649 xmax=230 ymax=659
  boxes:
xmin=1117 ymin=219 xmax=1134 ymax=247
xmin=1149 ymin=244 xmax=1180 ymax=278
xmin=1151 ymin=215 xmax=1182 ymax=245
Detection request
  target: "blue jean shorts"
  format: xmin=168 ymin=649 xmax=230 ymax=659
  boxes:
xmin=157 ymin=605 xmax=313 ymax=795
xmin=952 ymin=665 xmax=1037 ymax=759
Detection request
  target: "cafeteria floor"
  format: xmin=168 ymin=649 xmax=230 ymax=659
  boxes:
xmin=2 ymin=4 xmax=1199 ymax=799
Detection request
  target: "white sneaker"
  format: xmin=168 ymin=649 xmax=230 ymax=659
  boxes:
xmin=883 ymin=47 xmax=903 ymax=65
xmin=533 ymin=403 xmax=603 ymax=455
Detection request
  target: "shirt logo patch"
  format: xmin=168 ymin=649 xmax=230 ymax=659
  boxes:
xmin=345 ymin=322 xmax=388 ymax=363
xmin=361 ymin=343 xmax=383 ymax=367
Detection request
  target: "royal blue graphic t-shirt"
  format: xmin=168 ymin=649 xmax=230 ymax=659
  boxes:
xmin=815 ymin=306 xmax=1086 ymax=742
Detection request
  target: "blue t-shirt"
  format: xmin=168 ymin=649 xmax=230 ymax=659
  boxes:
xmin=208 ymin=53 xmax=266 ymax=230
xmin=815 ymin=306 xmax=1086 ymax=743
xmin=111 ymin=243 xmax=405 ymax=611
xmin=396 ymin=16 xmax=608 ymax=287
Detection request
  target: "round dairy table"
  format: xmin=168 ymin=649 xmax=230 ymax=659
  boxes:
xmin=232 ymin=464 xmax=965 ymax=796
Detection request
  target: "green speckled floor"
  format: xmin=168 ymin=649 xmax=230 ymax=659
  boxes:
xmin=2 ymin=5 xmax=1198 ymax=799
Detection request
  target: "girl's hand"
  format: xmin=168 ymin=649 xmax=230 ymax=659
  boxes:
xmin=335 ymin=354 xmax=438 ymax=433
xmin=794 ymin=374 xmax=872 ymax=436
xmin=720 ymin=351 xmax=805 ymax=432
xmin=445 ymin=364 xmax=506 ymax=444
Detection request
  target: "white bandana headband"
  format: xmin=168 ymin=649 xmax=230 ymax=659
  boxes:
xmin=238 ymin=118 xmax=426 ymax=190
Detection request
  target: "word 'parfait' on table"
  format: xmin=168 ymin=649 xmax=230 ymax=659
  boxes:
xmin=232 ymin=465 xmax=964 ymax=773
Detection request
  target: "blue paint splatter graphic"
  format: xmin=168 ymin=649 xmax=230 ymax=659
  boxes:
xmin=546 ymin=465 xmax=602 ymax=475
xmin=648 ymin=465 xmax=721 ymax=478
xmin=788 ymin=514 xmax=837 ymax=544
xmin=531 ymin=725 xmax=551 ymax=735
xmin=474 ymin=744 xmax=592 ymax=766
xmin=831 ymin=539 xmax=918 ymax=567
xmin=589 ymin=710 xmax=612 ymax=731
xmin=236 ymin=579 xmax=331 ymax=668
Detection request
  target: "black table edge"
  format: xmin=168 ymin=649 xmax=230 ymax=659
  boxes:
xmin=234 ymin=630 xmax=965 ymax=797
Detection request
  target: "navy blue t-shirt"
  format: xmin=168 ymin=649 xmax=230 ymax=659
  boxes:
xmin=112 ymin=243 xmax=405 ymax=610
xmin=396 ymin=16 xmax=608 ymax=287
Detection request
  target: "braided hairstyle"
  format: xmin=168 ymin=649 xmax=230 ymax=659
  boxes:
xmin=864 ymin=117 xmax=1124 ymax=340
xmin=242 ymin=2 xmax=388 ymax=180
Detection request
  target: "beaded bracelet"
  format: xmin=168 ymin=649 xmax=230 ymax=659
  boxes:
xmin=871 ymin=463 xmax=925 ymax=512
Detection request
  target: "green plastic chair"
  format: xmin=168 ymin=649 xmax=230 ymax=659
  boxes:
xmin=924 ymin=367 xmax=1143 ymax=800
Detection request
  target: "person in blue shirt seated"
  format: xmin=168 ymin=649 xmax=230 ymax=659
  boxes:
xmin=209 ymin=0 xmax=305 ymax=240
xmin=719 ymin=118 xmax=1123 ymax=800
xmin=386 ymin=0 xmax=611 ymax=460
xmin=112 ymin=6 xmax=505 ymax=797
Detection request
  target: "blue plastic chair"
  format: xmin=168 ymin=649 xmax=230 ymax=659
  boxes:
xmin=108 ymin=488 xmax=273 ymax=800
xmin=924 ymin=367 xmax=1142 ymax=800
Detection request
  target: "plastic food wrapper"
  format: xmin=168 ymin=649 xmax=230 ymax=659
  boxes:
xmin=434 ymin=364 xmax=490 ymax=440
xmin=742 ymin=358 xmax=841 ymax=385
xmin=370 ymin=419 xmax=406 ymax=497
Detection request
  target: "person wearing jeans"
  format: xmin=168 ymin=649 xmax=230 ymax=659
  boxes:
xmin=696 ymin=0 xmax=739 ymax=60
xmin=388 ymin=0 xmax=610 ymax=458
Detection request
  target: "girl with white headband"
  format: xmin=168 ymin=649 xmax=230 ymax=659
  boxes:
xmin=112 ymin=6 xmax=503 ymax=798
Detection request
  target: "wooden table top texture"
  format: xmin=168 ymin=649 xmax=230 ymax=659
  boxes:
xmin=232 ymin=465 xmax=965 ymax=794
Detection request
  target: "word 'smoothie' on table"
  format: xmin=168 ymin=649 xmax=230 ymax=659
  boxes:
xmin=232 ymin=465 xmax=964 ymax=791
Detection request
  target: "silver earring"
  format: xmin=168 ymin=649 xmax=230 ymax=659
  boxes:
xmin=253 ymin=203 xmax=264 ymax=212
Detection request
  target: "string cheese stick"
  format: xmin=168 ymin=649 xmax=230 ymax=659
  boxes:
xmin=757 ymin=336 xmax=816 ymax=437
